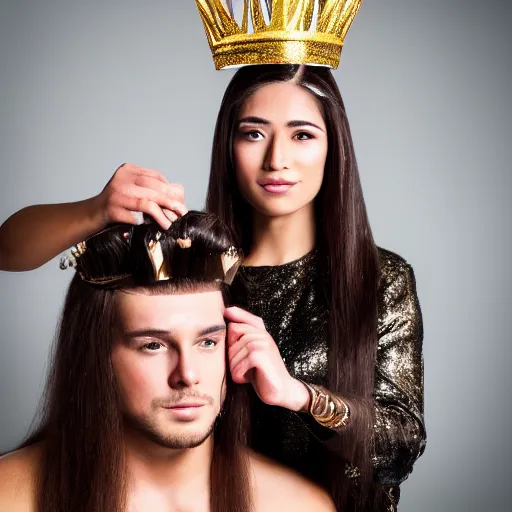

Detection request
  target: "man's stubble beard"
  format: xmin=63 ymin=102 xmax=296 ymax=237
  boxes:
xmin=124 ymin=408 xmax=217 ymax=449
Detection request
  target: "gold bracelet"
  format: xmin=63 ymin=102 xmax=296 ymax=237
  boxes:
xmin=300 ymin=381 xmax=350 ymax=429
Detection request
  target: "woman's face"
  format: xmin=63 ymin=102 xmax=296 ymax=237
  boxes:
xmin=233 ymin=81 xmax=328 ymax=219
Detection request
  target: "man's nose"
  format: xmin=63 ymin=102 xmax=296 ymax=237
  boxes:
xmin=168 ymin=350 xmax=199 ymax=389
xmin=263 ymin=134 xmax=289 ymax=172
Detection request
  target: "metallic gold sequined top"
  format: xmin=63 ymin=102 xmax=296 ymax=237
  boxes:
xmin=235 ymin=247 xmax=425 ymax=509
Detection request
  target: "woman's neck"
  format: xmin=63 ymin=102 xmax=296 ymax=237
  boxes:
xmin=244 ymin=204 xmax=316 ymax=267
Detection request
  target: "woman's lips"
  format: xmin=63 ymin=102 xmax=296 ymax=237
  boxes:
xmin=258 ymin=180 xmax=297 ymax=194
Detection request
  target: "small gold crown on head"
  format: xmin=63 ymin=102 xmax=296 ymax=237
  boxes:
xmin=195 ymin=0 xmax=363 ymax=70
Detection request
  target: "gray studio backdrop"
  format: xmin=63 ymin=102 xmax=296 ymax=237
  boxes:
xmin=0 ymin=1 xmax=510 ymax=511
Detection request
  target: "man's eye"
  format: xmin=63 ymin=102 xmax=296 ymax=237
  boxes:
xmin=142 ymin=341 xmax=163 ymax=351
xmin=200 ymin=339 xmax=218 ymax=349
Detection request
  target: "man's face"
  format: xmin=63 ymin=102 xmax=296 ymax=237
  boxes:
xmin=112 ymin=289 xmax=227 ymax=449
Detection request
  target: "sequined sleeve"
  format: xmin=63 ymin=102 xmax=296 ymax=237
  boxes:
xmin=371 ymin=251 xmax=426 ymax=485
xmin=304 ymin=251 xmax=426 ymax=486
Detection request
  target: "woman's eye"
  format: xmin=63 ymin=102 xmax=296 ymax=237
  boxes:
xmin=142 ymin=341 xmax=163 ymax=351
xmin=295 ymin=132 xmax=313 ymax=141
xmin=200 ymin=339 xmax=218 ymax=349
xmin=244 ymin=131 xmax=264 ymax=141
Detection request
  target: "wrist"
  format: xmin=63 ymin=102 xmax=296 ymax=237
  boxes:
xmin=81 ymin=195 xmax=108 ymax=234
xmin=285 ymin=378 xmax=311 ymax=412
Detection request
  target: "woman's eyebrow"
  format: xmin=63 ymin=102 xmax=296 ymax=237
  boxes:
xmin=238 ymin=117 xmax=324 ymax=132
xmin=287 ymin=120 xmax=325 ymax=132
xmin=238 ymin=116 xmax=270 ymax=125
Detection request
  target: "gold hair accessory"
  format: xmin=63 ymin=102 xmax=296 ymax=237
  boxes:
xmin=59 ymin=241 xmax=87 ymax=269
xmin=300 ymin=380 xmax=350 ymax=428
xmin=146 ymin=232 xmax=170 ymax=281
xmin=195 ymin=0 xmax=362 ymax=70
xmin=60 ymin=224 xmax=244 ymax=287
xmin=220 ymin=246 xmax=243 ymax=285
xmin=177 ymin=238 xmax=192 ymax=249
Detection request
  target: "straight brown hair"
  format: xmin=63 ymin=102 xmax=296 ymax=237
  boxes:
xmin=19 ymin=213 xmax=253 ymax=512
xmin=206 ymin=64 xmax=383 ymax=510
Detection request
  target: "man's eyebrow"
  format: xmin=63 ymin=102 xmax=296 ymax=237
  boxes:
xmin=123 ymin=325 xmax=226 ymax=339
xmin=238 ymin=116 xmax=324 ymax=132
xmin=199 ymin=325 xmax=227 ymax=337
xmin=123 ymin=328 xmax=171 ymax=339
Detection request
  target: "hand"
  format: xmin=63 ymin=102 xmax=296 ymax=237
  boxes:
xmin=90 ymin=163 xmax=188 ymax=230
xmin=225 ymin=306 xmax=310 ymax=412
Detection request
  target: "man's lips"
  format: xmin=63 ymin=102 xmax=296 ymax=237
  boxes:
xmin=163 ymin=402 xmax=207 ymax=409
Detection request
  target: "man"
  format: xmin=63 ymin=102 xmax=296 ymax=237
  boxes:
xmin=0 ymin=212 xmax=334 ymax=512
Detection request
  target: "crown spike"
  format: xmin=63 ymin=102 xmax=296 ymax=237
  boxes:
xmin=241 ymin=0 xmax=249 ymax=33
xmin=268 ymin=0 xmax=314 ymax=31
xmin=197 ymin=0 xmax=243 ymax=45
xmin=317 ymin=0 xmax=361 ymax=37
xmin=290 ymin=0 xmax=315 ymax=32
xmin=250 ymin=0 xmax=268 ymax=32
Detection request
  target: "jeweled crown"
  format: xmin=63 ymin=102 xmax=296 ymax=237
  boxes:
xmin=195 ymin=0 xmax=363 ymax=69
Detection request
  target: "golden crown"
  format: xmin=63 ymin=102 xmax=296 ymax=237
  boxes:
xmin=195 ymin=0 xmax=363 ymax=69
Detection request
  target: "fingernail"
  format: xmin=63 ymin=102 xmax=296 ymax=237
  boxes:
xmin=130 ymin=211 xmax=144 ymax=225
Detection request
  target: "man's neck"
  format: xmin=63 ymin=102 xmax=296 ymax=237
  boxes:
xmin=244 ymin=204 xmax=316 ymax=267
xmin=124 ymin=430 xmax=213 ymax=511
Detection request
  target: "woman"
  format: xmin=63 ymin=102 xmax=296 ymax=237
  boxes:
xmin=207 ymin=64 xmax=425 ymax=510
xmin=0 ymin=63 xmax=425 ymax=510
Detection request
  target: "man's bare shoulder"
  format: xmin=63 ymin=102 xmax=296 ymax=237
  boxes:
xmin=249 ymin=450 xmax=335 ymax=512
xmin=0 ymin=443 xmax=41 ymax=512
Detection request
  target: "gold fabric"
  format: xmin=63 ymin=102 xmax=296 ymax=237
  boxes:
xmin=195 ymin=0 xmax=363 ymax=69
xmin=235 ymin=247 xmax=425 ymax=510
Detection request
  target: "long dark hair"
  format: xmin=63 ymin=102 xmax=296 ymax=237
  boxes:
xmin=19 ymin=212 xmax=252 ymax=512
xmin=206 ymin=65 xmax=381 ymax=509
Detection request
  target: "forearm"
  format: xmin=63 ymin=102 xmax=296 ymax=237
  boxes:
xmin=294 ymin=388 xmax=426 ymax=485
xmin=372 ymin=401 xmax=426 ymax=484
xmin=0 ymin=197 xmax=105 ymax=271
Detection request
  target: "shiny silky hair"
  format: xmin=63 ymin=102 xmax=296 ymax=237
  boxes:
xmin=18 ymin=211 xmax=252 ymax=512
xmin=206 ymin=64 xmax=383 ymax=510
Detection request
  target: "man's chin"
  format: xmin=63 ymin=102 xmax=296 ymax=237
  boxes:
xmin=150 ymin=428 xmax=213 ymax=450
xmin=125 ymin=414 xmax=216 ymax=450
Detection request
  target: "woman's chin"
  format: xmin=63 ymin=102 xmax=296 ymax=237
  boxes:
xmin=252 ymin=201 xmax=312 ymax=220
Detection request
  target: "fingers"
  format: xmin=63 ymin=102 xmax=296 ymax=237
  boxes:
xmin=163 ymin=209 xmax=178 ymax=224
xmin=227 ymin=320 xmax=259 ymax=346
xmin=225 ymin=306 xmax=266 ymax=330
xmin=130 ymin=164 xmax=169 ymax=184
xmin=134 ymin=175 xmax=187 ymax=206
xmin=106 ymin=194 xmax=171 ymax=230
xmin=103 ymin=163 xmax=187 ymax=226
xmin=231 ymin=350 xmax=265 ymax=385
xmin=137 ymin=199 xmax=173 ymax=230
xmin=228 ymin=334 xmax=264 ymax=370
xmin=122 ymin=183 xmax=186 ymax=216
xmin=106 ymin=207 xmax=143 ymax=226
